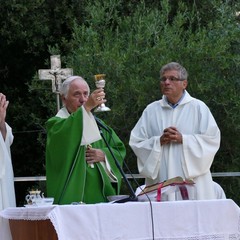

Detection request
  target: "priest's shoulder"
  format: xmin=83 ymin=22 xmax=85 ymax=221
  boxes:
xmin=143 ymin=100 xmax=162 ymax=112
xmin=45 ymin=116 xmax=65 ymax=130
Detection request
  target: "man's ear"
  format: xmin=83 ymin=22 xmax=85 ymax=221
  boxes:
xmin=183 ymin=80 xmax=188 ymax=89
xmin=61 ymin=95 xmax=66 ymax=104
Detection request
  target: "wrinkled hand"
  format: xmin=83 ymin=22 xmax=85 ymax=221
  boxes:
xmin=160 ymin=126 xmax=182 ymax=145
xmin=85 ymin=146 xmax=105 ymax=164
xmin=0 ymin=93 xmax=9 ymax=139
xmin=84 ymin=89 xmax=107 ymax=112
xmin=0 ymin=93 xmax=8 ymax=126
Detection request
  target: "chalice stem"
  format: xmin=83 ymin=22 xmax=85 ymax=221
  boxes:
xmin=94 ymin=74 xmax=111 ymax=112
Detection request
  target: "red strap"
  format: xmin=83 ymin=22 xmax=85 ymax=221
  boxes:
xmin=156 ymin=182 xmax=164 ymax=201
xmin=179 ymin=185 xmax=189 ymax=200
xmin=157 ymin=181 xmax=191 ymax=201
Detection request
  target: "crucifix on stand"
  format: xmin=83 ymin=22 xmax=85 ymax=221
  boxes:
xmin=38 ymin=55 xmax=73 ymax=111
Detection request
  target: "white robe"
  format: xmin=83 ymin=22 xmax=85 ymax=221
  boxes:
xmin=0 ymin=123 xmax=16 ymax=210
xmin=129 ymin=91 xmax=221 ymax=200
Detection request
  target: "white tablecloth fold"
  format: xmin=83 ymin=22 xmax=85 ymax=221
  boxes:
xmin=0 ymin=199 xmax=240 ymax=240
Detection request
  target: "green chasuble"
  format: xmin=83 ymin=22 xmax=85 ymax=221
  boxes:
xmin=45 ymin=107 xmax=126 ymax=204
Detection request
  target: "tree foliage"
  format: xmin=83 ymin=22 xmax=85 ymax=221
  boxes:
xmin=0 ymin=0 xmax=240 ymax=205
xmin=66 ymin=0 xmax=240 ymax=168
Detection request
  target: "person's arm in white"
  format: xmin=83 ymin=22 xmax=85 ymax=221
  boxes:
xmin=181 ymin=103 xmax=221 ymax=178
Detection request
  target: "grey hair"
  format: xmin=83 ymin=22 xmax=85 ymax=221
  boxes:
xmin=60 ymin=76 xmax=90 ymax=97
xmin=160 ymin=62 xmax=188 ymax=80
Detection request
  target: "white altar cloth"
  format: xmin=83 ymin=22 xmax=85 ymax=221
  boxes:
xmin=0 ymin=199 xmax=240 ymax=240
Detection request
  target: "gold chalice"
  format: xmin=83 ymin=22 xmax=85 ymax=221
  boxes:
xmin=94 ymin=74 xmax=111 ymax=112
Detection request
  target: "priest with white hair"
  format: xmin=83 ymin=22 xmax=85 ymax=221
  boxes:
xmin=46 ymin=76 xmax=126 ymax=204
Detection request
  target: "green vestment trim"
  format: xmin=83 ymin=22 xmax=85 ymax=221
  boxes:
xmin=46 ymin=108 xmax=126 ymax=204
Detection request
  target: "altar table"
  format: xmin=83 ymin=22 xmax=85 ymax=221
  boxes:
xmin=0 ymin=199 xmax=240 ymax=240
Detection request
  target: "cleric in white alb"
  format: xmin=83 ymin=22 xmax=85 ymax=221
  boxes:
xmin=129 ymin=62 xmax=221 ymax=200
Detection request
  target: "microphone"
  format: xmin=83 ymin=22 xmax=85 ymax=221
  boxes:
xmin=94 ymin=116 xmax=111 ymax=133
xmin=94 ymin=116 xmax=138 ymax=203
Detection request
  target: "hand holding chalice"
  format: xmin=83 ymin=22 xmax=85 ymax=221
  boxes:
xmin=94 ymin=74 xmax=111 ymax=112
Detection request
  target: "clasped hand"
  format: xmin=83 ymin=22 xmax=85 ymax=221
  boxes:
xmin=160 ymin=126 xmax=182 ymax=145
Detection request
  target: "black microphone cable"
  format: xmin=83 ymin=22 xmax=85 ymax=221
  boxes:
xmin=95 ymin=117 xmax=155 ymax=240
xmin=112 ymin=138 xmax=155 ymax=240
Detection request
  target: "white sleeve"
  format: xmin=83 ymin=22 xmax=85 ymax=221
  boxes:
xmin=129 ymin=111 xmax=162 ymax=180
xmin=100 ymin=158 xmax=118 ymax=182
xmin=182 ymin=107 xmax=220 ymax=178
xmin=0 ymin=123 xmax=13 ymax=178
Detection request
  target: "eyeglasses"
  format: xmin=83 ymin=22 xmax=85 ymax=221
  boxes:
xmin=160 ymin=76 xmax=183 ymax=82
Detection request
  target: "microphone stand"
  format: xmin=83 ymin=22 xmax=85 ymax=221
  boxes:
xmin=98 ymin=128 xmax=138 ymax=203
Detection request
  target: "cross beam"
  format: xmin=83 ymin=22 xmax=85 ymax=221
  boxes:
xmin=38 ymin=55 xmax=73 ymax=111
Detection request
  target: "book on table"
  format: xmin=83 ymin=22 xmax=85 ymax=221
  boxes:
xmin=136 ymin=176 xmax=195 ymax=201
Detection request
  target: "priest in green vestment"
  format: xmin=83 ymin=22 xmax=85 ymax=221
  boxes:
xmin=46 ymin=76 xmax=126 ymax=204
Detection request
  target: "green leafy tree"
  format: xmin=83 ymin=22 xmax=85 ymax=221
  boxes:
xmin=0 ymin=0 xmax=239 ymax=205
xmin=61 ymin=0 xmax=240 ymax=201
xmin=0 ymin=0 xmax=86 ymax=204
